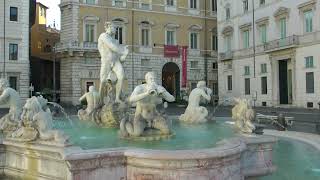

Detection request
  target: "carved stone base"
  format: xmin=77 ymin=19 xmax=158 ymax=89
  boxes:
xmin=119 ymin=129 xmax=175 ymax=141
xmin=78 ymin=102 xmax=131 ymax=128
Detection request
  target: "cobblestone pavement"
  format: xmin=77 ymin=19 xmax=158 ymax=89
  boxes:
xmin=1 ymin=103 xmax=319 ymax=134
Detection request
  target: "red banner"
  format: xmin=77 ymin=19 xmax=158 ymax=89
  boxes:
xmin=181 ymin=46 xmax=188 ymax=88
xmin=164 ymin=45 xmax=179 ymax=58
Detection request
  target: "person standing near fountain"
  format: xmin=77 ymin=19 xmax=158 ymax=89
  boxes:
xmin=120 ymin=72 xmax=175 ymax=137
xmin=0 ymin=79 xmax=22 ymax=131
xmin=98 ymin=21 xmax=129 ymax=104
xmin=179 ymin=81 xmax=212 ymax=123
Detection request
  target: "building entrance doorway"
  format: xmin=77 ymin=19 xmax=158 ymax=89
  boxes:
xmin=278 ymin=60 xmax=292 ymax=104
xmin=162 ymin=62 xmax=180 ymax=98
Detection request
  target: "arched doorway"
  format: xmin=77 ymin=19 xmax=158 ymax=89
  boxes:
xmin=162 ymin=62 xmax=180 ymax=98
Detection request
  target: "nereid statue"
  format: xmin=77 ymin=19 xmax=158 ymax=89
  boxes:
xmin=179 ymin=81 xmax=212 ymax=123
xmin=232 ymin=98 xmax=256 ymax=134
xmin=0 ymin=78 xmax=22 ymax=132
xmin=119 ymin=72 xmax=175 ymax=139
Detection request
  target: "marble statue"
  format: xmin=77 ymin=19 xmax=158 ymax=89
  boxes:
xmin=0 ymin=78 xmax=22 ymax=132
xmin=78 ymin=85 xmax=100 ymax=121
xmin=232 ymin=98 xmax=256 ymax=134
xmin=98 ymin=21 xmax=129 ymax=104
xmin=77 ymin=22 xmax=130 ymax=127
xmin=179 ymin=81 xmax=212 ymax=123
xmin=10 ymin=96 xmax=68 ymax=143
xmin=119 ymin=72 xmax=175 ymax=139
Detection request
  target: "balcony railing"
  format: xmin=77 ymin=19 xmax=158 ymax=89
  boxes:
xmin=219 ymin=51 xmax=233 ymax=61
xmin=264 ymin=35 xmax=299 ymax=52
xmin=55 ymin=41 xmax=98 ymax=51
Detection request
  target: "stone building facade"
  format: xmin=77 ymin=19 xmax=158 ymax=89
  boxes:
xmin=218 ymin=0 xmax=320 ymax=109
xmin=0 ymin=0 xmax=31 ymax=101
xmin=57 ymin=0 xmax=218 ymax=105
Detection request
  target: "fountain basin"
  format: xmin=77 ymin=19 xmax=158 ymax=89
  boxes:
xmin=0 ymin=134 xmax=276 ymax=180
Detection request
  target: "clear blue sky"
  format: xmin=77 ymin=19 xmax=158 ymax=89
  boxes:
xmin=37 ymin=0 xmax=61 ymax=29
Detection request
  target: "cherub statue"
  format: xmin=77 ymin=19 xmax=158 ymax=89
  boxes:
xmin=231 ymin=98 xmax=256 ymax=134
xmin=78 ymin=85 xmax=100 ymax=121
xmin=120 ymin=72 xmax=175 ymax=137
xmin=179 ymin=81 xmax=212 ymax=123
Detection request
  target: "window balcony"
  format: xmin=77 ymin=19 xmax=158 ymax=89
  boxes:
xmin=219 ymin=51 xmax=233 ymax=61
xmin=264 ymin=35 xmax=299 ymax=52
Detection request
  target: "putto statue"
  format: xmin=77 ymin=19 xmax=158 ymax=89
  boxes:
xmin=179 ymin=81 xmax=212 ymax=123
xmin=78 ymin=85 xmax=100 ymax=121
xmin=120 ymin=72 xmax=175 ymax=139
xmin=98 ymin=21 xmax=129 ymax=104
xmin=9 ymin=96 xmax=68 ymax=143
xmin=0 ymin=78 xmax=22 ymax=132
xmin=78 ymin=22 xmax=130 ymax=127
xmin=232 ymin=98 xmax=256 ymax=134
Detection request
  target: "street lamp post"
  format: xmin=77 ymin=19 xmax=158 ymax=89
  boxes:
xmin=3 ymin=0 xmax=6 ymax=77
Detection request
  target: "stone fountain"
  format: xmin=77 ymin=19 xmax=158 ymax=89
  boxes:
xmin=0 ymin=22 xmax=277 ymax=180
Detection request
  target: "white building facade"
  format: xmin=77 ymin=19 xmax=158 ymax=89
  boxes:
xmin=0 ymin=0 xmax=30 ymax=100
xmin=217 ymin=0 xmax=320 ymax=109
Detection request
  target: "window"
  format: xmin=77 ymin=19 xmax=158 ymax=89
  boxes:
xmin=261 ymin=63 xmax=267 ymax=73
xmin=166 ymin=0 xmax=174 ymax=6
xmin=280 ymin=18 xmax=286 ymax=39
xmin=243 ymin=0 xmax=248 ymax=13
xmin=261 ymin=77 xmax=267 ymax=94
xmin=140 ymin=1 xmax=151 ymax=10
xmin=212 ymin=35 xmax=218 ymax=50
xmin=225 ymin=35 xmax=231 ymax=51
xmin=113 ymin=0 xmax=124 ymax=7
xmin=86 ymin=82 xmax=94 ymax=92
xmin=260 ymin=25 xmax=267 ymax=44
xmin=212 ymin=62 xmax=218 ymax=69
xmin=227 ymin=75 xmax=232 ymax=91
xmin=242 ymin=30 xmax=249 ymax=48
xmin=141 ymin=59 xmax=150 ymax=67
xmin=190 ymin=0 xmax=197 ymax=9
xmin=226 ymin=7 xmax=230 ymax=20
xmin=191 ymin=82 xmax=197 ymax=90
xmin=141 ymin=28 xmax=150 ymax=46
xmin=305 ymin=56 xmax=314 ymax=68
xmin=304 ymin=10 xmax=313 ymax=33
xmin=85 ymin=0 xmax=96 ymax=5
xmin=212 ymin=0 xmax=217 ymax=11
xmin=212 ymin=82 xmax=218 ymax=95
xmin=166 ymin=30 xmax=176 ymax=45
xmin=244 ymin=66 xmax=250 ymax=75
xmin=245 ymin=78 xmax=250 ymax=95
xmin=115 ymin=26 xmax=123 ymax=44
xmin=10 ymin=7 xmax=18 ymax=21
xmin=85 ymin=24 xmax=95 ymax=42
xmin=190 ymin=32 xmax=198 ymax=49
xmin=260 ymin=0 xmax=265 ymax=6
xmin=307 ymin=102 xmax=313 ymax=108
xmin=9 ymin=44 xmax=18 ymax=60
xmin=191 ymin=61 xmax=198 ymax=68
xmin=306 ymin=72 xmax=314 ymax=93
xmin=9 ymin=76 xmax=17 ymax=90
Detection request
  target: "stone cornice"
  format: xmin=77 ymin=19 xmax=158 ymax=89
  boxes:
xmin=239 ymin=23 xmax=252 ymax=31
xmin=273 ymin=7 xmax=290 ymax=19
xmin=255 ymin=17 xmax=269 ymax=26
xmin=297 ymin=0 xmax=316 ymax=12
xmin=222 ymin=26 xmax=234 ymax=35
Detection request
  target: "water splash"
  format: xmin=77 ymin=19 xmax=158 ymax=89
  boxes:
xmin=209 ymin=97 xmax=233 ymax=119
xmin=47 ymin=102 xmax=74 ymax=128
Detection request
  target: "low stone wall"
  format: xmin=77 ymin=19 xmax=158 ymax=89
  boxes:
xmin=0 ymin=135 xmax=277 ymax=180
